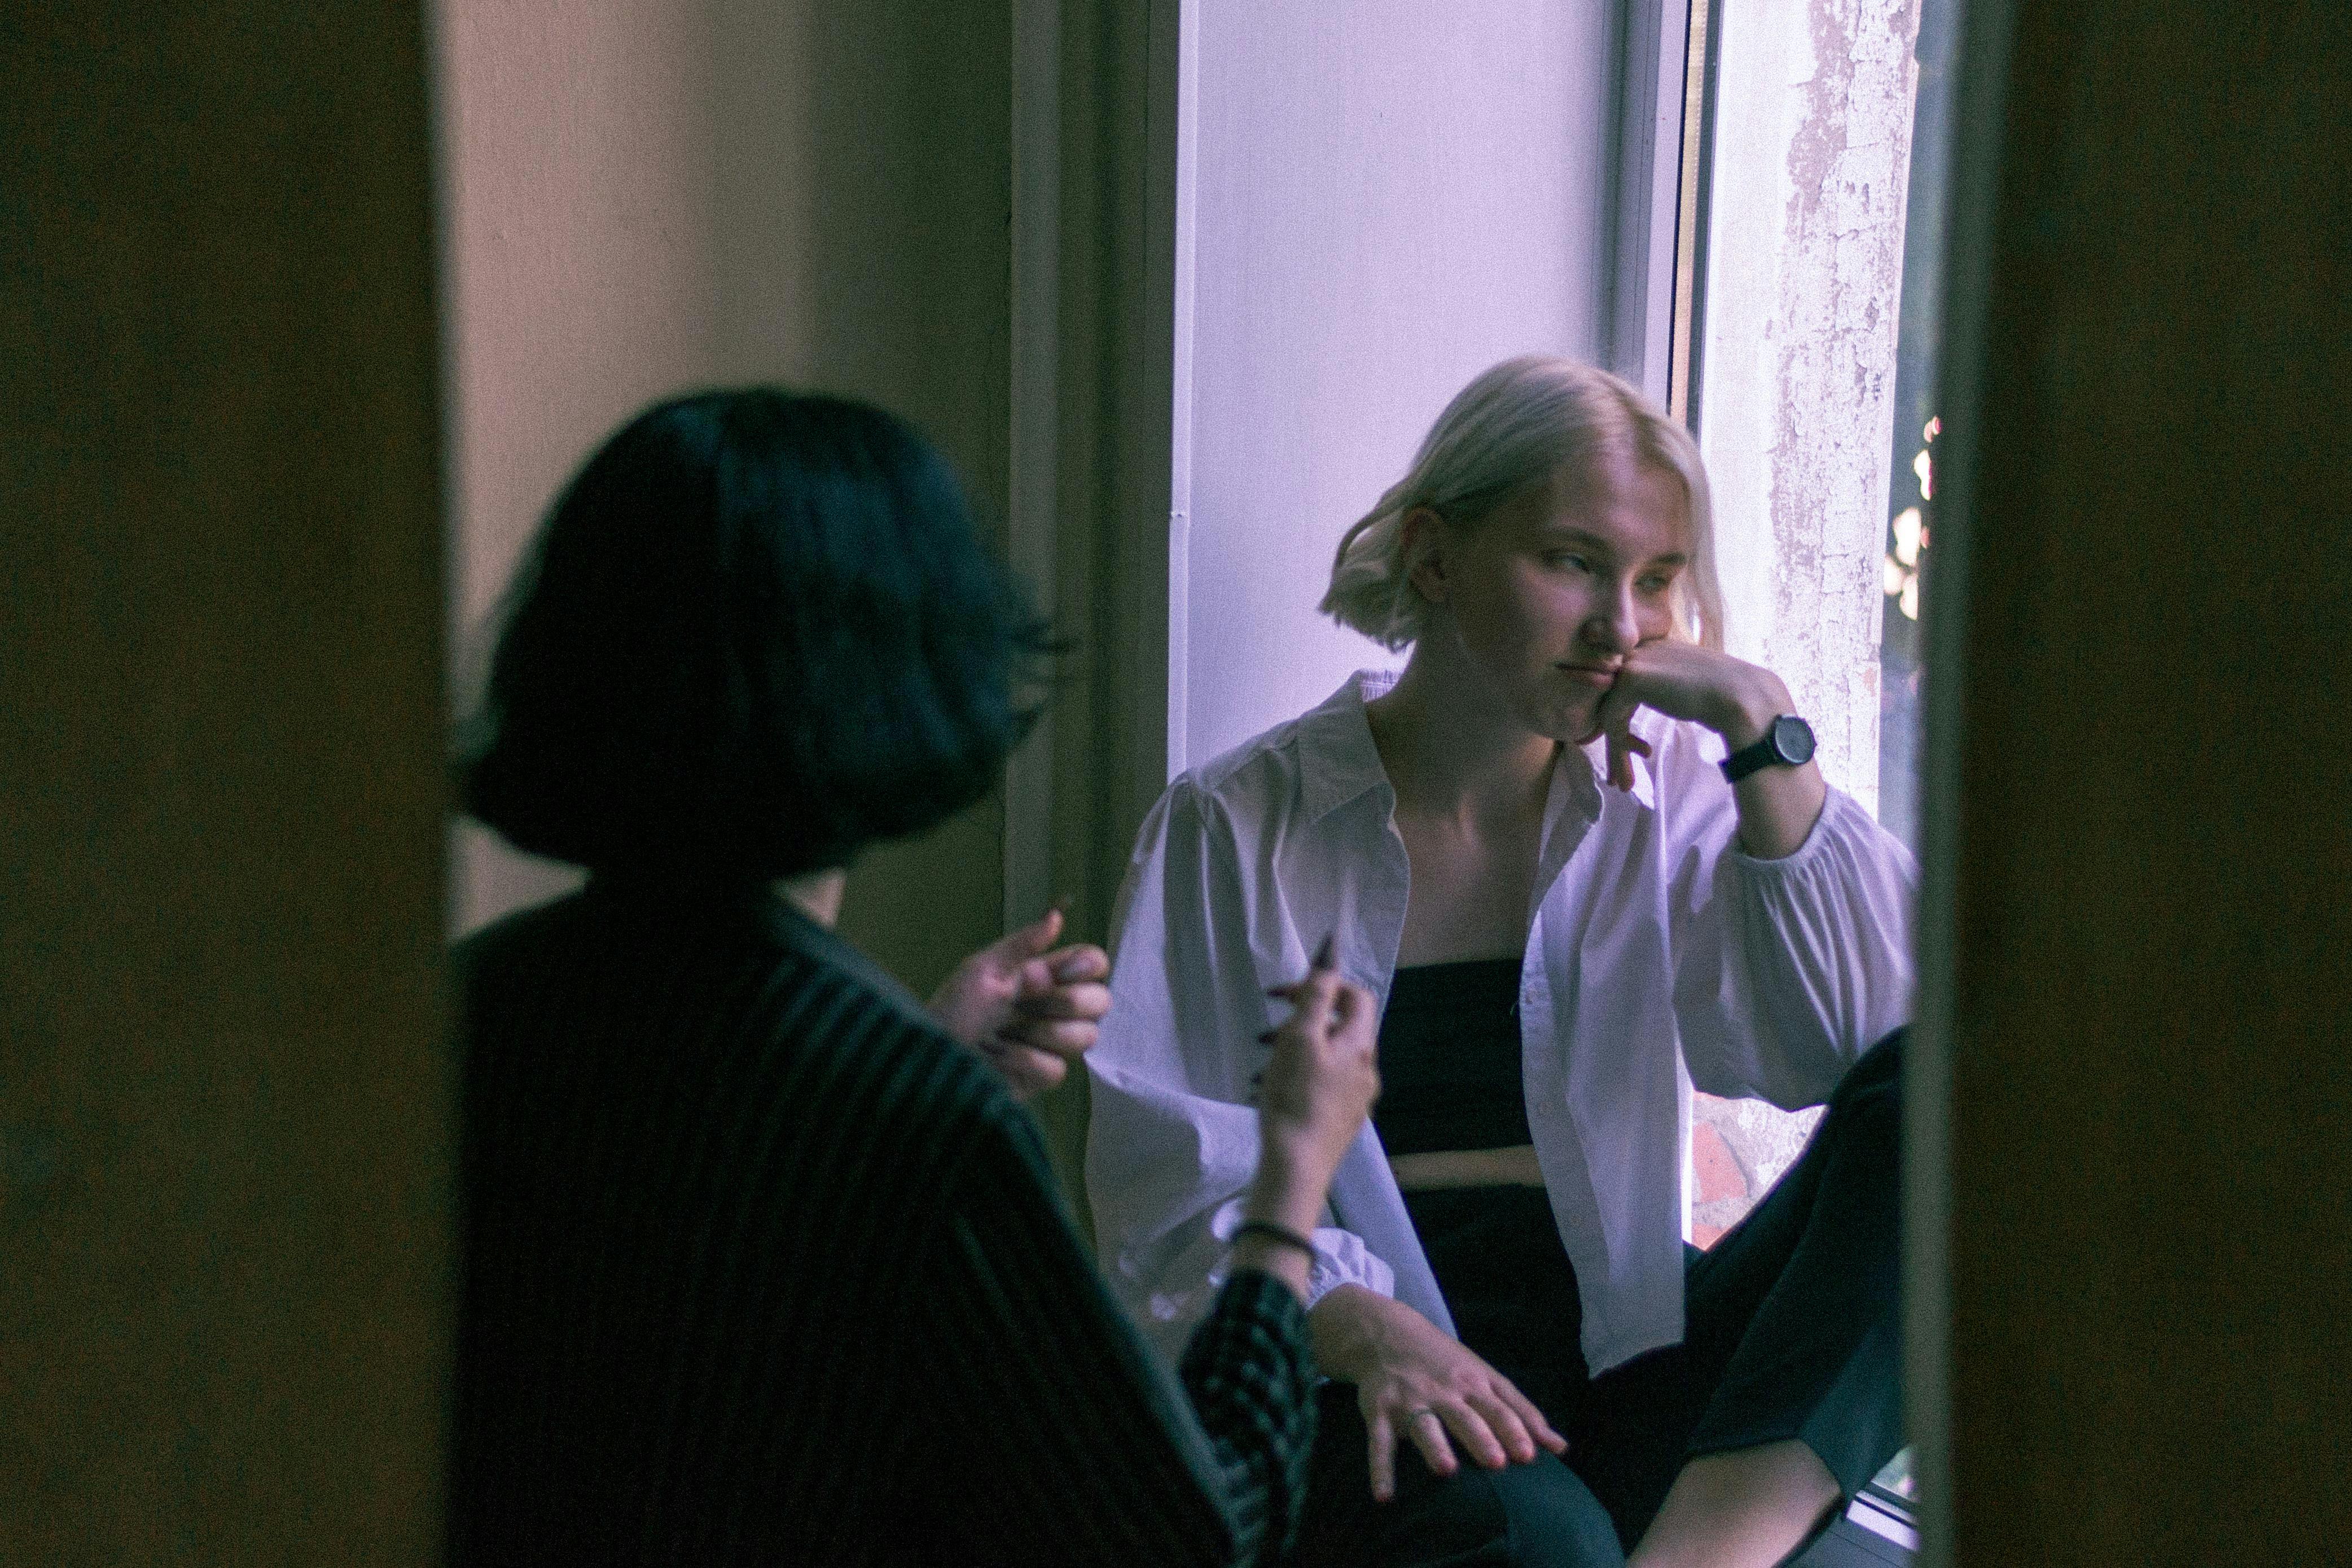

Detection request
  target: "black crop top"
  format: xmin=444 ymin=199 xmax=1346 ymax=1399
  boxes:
xmin=1371 ymin=958 xmax=1534 ymax=1157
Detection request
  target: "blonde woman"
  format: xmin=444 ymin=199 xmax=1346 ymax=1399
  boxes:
xmin=1086 ymin=357 xmax=1914 ymax=1568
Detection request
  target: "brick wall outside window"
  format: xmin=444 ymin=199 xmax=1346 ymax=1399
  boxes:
xmin=1690 ymin=1093 xmax=1823 ymax=1248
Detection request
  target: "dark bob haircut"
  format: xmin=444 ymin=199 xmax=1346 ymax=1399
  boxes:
xmin=460 ymin=388 xmax=1051 ymax=879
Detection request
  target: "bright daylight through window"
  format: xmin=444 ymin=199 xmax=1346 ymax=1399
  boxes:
xmin=1680 ymin=0 xmax=1957 ymax=1528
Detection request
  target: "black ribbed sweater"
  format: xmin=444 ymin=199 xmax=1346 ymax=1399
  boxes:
xmin=448 ymin=877 xmax=1317 ymax=1566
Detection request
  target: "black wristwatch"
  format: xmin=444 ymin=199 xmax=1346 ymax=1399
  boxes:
xmin=1719 ymin=714 xmax=1816 ymax=784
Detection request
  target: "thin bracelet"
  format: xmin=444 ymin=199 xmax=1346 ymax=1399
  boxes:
xmin=1232 ymin=1219 xmax=1317 ymax=1258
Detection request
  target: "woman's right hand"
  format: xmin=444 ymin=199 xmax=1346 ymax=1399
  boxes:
xmin=1309 ymin=1285 xmax=1568 ymax=1502
xmin=1228 ymin=941 xmax=1381 ymax=1299
xmin=1252 ymin=940 xmax=1381 ymax=1189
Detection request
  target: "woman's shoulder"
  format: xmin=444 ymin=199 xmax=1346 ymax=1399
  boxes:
xmin=1162 ymin=670 xmax=1394 ymax=832
xmin=774 ymin=962 xmax=1065 ymax=1223
xmin=471 ymin=882 xmax=1013 ymax=1134
xmin=728 ymin=944 xmax=1045 ymax=1214
xmin=765 ymin=934 xmax=1011 ymax=1116
xmin=1184 ymin=721 xmax=1309 ymax=805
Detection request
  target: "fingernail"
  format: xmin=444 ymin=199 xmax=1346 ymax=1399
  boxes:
xmin=1312 ymin=933 xmax=1336 ymax=969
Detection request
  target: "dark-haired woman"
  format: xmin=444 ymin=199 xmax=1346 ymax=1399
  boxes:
xmin=448 ymin=388 xmax=1381 ymax=1567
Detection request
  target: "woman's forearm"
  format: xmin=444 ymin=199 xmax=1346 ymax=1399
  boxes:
xmin=1712 ymin=668 xmax=1827 ymax=860
xmin=1232 ymin=1149 xmax=1330 ymax=1301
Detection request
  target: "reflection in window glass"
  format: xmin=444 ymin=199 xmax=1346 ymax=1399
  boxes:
xmin=1876 ymin=0 xmax=1958 ymax=852
xmin=1872 ymin=1444 xmax=1919 ymax=1504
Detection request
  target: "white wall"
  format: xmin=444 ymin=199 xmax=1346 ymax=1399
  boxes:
xmin=434 ymin=0 xmax=1016 ymax=996
xmin=1177 ymin=0 xmax=1622 ymax=772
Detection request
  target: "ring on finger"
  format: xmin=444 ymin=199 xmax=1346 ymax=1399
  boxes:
xmin=1405 ymin=1407 xmax=1438 ymax=1423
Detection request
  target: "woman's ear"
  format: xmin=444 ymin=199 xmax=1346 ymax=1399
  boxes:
xmin=1401 ymin=506 xmax=1449 ymax=604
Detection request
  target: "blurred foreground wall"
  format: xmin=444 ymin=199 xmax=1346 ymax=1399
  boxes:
xmin=1929 ymin=2 xmax=2352 ymax=1560
xmin=1 ymin=6 xmax=451 ymax=1560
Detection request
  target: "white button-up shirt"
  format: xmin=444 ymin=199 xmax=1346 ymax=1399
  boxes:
xmin=1084 ymin=671 xmax=1916 ymax=1373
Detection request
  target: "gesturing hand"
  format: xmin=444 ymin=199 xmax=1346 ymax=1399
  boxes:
xmin=928 ymin=907 xmax=1111 ymax=1102
xmin=1307 ymin=1285 xmax=1568 ymax=1503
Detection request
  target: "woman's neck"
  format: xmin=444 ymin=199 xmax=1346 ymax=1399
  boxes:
xmin=1367 ymin=652 xmax=1559 ymax=830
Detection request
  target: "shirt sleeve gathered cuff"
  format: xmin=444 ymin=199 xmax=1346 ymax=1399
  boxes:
xmin=1205 ymin=1202 xmax=1395 ymax=1314
xmin=1301 ymin=1226 xmax=1396 ymax=1309
xmin=1723 ymin=786 xmax=1894 ymax=875
xmin=1701 ymin=782 xmax=1918 ymax=1096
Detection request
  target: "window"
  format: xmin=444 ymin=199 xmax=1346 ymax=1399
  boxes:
xmin=1675 ymin=1 xmax=1957 ymax=1555
xmin=1678 ymin=0 xmax=1954 ymax=1248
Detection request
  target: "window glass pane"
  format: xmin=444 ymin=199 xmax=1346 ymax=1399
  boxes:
xmin=1682 ymin=0 xmax=1954 ymax=1253
xmin=1682 ymin=0 xmax=1958 ymax=1536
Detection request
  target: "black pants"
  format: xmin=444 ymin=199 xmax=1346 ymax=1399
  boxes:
xmin=1293 ymin=1032 xmax=1905 ymax=1567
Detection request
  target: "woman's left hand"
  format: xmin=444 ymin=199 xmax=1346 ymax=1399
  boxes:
xmin=929 ymin=907 xmax=1112 ymax=1101
xmin=1594 ymin=640 xmax=1826 ymax=857
xmin=1591 ymin=640 xmax=1788 ymax=792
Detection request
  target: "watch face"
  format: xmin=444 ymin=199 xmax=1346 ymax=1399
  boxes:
xmin=1771 ymin=714 xmax=1818 ymax=766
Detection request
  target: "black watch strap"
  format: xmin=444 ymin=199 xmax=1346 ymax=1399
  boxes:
xmin=1720 ymin=714 xmax=1817 ymax=784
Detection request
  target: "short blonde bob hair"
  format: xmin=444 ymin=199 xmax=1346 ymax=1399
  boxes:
xmin=1320 ymin=355 xmax=1726 ymax=652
